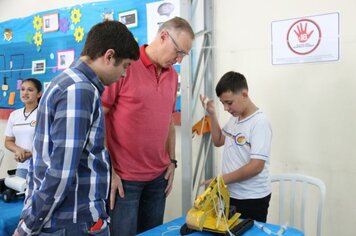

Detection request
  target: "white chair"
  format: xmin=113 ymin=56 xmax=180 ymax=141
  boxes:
xmin=0 ymin=148 xmax=4 ymax=166
xmin=269 ymin=173 xmax=326 ymax=236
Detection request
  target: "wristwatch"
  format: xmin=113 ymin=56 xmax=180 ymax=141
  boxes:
xmin=170 ymin=159 xmax=177 ymax=168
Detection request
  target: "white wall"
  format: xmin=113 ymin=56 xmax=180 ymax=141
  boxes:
xmin=214 ymin=0 xmax=356 ymax=235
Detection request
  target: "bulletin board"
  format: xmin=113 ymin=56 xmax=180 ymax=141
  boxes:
xmin=0 ymin=0 xmax=182 ymax=110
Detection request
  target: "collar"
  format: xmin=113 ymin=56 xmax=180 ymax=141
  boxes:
xmin=70 ymin=59 xmax=105 ymax=95
xmin=140 ymin=45 xmax=153 ymax=68
xmin=236 ymin=109 xmax=262 ymax=124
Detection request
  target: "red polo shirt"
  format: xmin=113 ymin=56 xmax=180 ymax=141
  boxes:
xmin=101 ymin=45 xmax=178 ymax=181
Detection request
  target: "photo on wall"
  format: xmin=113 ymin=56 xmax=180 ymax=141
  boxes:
xmin=42 ymin=12 xmax=59 ymax=33
xmin=118 ymin=9 xmax=138 ymax=28
xmin=57 ymin=49 xmax=75 ymax=70
xmin=32 ymin=59 xmax=46 ymax=74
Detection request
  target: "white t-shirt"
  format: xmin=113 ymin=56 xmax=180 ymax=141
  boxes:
xmin=4 ymin=107 xmax=37 ymax=170
xmin=222 ymin=110 xmax=272 ymax=199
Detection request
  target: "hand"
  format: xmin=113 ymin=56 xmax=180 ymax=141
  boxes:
xmin=12 ymin=229 xmax=20 ymax=236
xmin=13 ymin=219 xmax=23 ymax=236
xmin=199 ymin=178 xmax=213 ymax=188
xmin=110 ymin=171 xmax=124 ymax=210
xmin=14 ymin=148 xmax=27 ymax=163
xmin=164 ymin=163 xmax=175 ymax=196
xmin=200 ymin=94 xmax=215 ymax=115
xmin=14 ymin=149 xmax=32 ymax=163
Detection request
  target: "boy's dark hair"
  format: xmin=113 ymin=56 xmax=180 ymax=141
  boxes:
xmin=215 ymin=71 xmax=248 ymax=97
xmin=81 ymin=20 xmax=139 ymax=64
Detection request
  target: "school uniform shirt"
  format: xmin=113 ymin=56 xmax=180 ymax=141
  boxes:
xmin=222 ymin=110 xmax=272 ymax=199
xmin=4 ymin=107 xmax=37 ymax=171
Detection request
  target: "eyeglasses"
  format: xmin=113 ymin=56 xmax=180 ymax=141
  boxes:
xmin=166 ymin=31 xmax=189 ymax=57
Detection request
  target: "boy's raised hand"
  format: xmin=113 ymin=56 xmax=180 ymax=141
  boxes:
xmin=200 ymin=94 xmax=215 ymax=115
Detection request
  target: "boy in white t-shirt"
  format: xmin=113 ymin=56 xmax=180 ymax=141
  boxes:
xmin=200 ymin=71 xmax=272 ymax=222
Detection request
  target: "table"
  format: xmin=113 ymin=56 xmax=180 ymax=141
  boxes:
xmin=138 ymin=216 xmax=304 ymax=236
xmin=0 ymin=195 xmax=23 ymax=236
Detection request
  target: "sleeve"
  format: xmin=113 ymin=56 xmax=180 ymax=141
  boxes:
xmin=101 ymin=80 xmax=121 ymax=109
xmin=4 ymin=111 xmax=15 ymax=137
xmin=250 ymin=117 xmax=272 ymax=160
xmin=171 ymin=70 xmax=178 ymax=113
xmin=18 ymin=82 xmax=96 ymax=235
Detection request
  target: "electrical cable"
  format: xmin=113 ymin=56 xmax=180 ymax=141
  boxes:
xmin=160 ymin=225 xmax=181 ymax=236
xmin=10 ymin=53 xmax=25 ymax=80
xmin=254 ymin=221 xmax=288 ymax=235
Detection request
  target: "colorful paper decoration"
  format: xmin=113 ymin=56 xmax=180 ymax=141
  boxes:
xmin=25 ymin=33 xmax=34 ymax=44
xmin=59 ymin=18 xmax=70 ymax=33
xmin=33 ymin=15 xmax=43 ymax=30
xmin=33 ymin=32 xmax=43 ymax=47
xmin=71 ymin=8 xmax=82 ymax=24
xmin=3 ymin=29 xmax=13 ymax=41
xmin=74 ymin=26 xmax=84 ymax=42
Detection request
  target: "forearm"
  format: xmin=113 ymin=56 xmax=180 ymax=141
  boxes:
xmin=208 ymin=112 xmax=225 ymax=147
xmin=166 ymin=118 xmax=176 ymax=160
xmin=222 ymin=159 xmax=265 ymax=185
xmin=5 ymin=139 xmax=23 ymax=153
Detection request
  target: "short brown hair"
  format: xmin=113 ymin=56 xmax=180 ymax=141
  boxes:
xmin=81 ymin=20 xmax=139 ymax=63
xmin=158 ymin=17 xmax=194 ymax=39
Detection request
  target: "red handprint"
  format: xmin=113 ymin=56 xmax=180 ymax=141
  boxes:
xmin=294 ymin=22 xmax=314 ymax=43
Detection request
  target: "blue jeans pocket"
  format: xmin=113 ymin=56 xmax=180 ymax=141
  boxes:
xmin=39 ymin=228 xmax=65 ymax=236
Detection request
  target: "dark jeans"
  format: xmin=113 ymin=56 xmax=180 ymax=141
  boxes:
xmin=109 ymin=172 xmax=168 ymax=236
xmin=38 ymin=220 xmax=109 ymax=236
xmin=230 ymin=194 xmax=271 ymax=222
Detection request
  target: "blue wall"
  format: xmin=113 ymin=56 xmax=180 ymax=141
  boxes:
xmin=0 ymin=0 xmax=171 ymax=109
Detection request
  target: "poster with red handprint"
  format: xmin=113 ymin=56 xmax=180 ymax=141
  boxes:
xmin=271 ymin=12 xmax=339 ymax=65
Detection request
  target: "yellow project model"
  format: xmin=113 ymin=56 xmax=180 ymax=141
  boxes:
xmin=181 ymin=176 xmax=254 ymax=235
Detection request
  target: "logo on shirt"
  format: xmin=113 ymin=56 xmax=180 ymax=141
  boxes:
xmin=235 ymin=134 xmax=246 ymax=145
xmin=234 ymin=133 xmax=251 ymax=147
xmin=30 ymin=120 xmax=37 ymax=127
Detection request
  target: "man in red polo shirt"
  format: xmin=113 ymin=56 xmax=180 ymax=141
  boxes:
xmin=101 ymin=17 xmax=194 ymax=236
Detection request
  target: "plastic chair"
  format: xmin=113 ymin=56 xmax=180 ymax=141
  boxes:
xmin=270 ymin=173 xmax=326 ymax=236
xmin=0 ymin=149 xmax=4 ymax=166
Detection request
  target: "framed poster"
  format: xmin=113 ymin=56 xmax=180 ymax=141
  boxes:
xmin=32 ymin=59 xmax=46 ymax=74
xmin=271 ymin=12 xmax=339 ymax=65
xmin=57 ymin=49 xmax=75 ymax=70
xmin=42 ymin=12 xmax=59 ymax=33
xmin=118 ymin=9 xmax=138 ymax=28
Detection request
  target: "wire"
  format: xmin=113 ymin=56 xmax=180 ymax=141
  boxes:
xmin=10 ymin=53 xmax=25 ymax=80
xmin=160 ymin=225 xmax=181 ymax=236
xmin=254 ymin=221 xmax=288 ymax=235
xmin=216 ymin=176 xmax=234 ymax=236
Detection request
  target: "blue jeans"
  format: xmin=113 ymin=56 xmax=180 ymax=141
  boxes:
xmin=16 ymin=168 xmax=27 ymax=179
xmin=109 ymin=172 xmax=168 ymax=236
xmin=38 ymin=219 xmax=109 ymax=236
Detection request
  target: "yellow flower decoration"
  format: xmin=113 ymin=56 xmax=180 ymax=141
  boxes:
xmin=74 ymin=26 xmax=84 ymax=42
xmin=33 ymin=15 xmax=42 ymax=31
xmin=71 ymin=8 xmax=82 ymax=24
xmin=33 ymin=31 xmax=43 ymax=47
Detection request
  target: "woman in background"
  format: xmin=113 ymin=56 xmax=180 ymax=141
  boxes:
xmin=4 ymin=78 xmax=42 ymax=179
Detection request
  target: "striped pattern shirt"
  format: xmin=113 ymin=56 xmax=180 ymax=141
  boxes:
xmin=18 ymin=60 xmax=110 ymax=235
